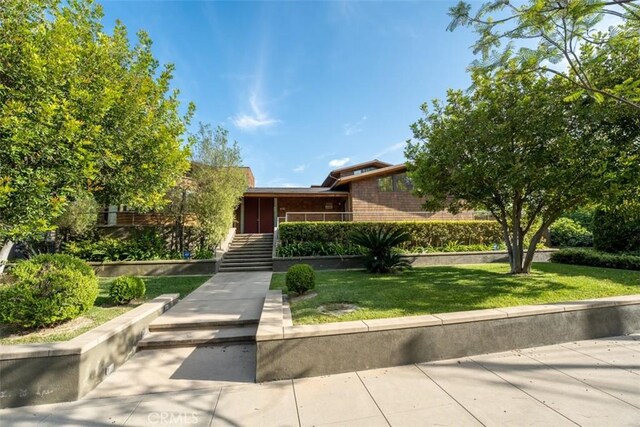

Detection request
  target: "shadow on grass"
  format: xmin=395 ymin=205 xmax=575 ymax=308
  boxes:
xmin=284 ymin=262 xmax=640 ymax=323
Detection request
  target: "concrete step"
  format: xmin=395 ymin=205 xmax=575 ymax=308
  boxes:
xmin=149 ymin=318 xmax=258 ymax=332
xmin=229 ymin=243 xmax=273 ymax=248
xmin=138 ymin=325 xmax=257 ymax=349
xmin=226 ymin=250 xmax=272 ymax=256
xmin=224 ymin=253 xmax=272 ymax=259
xmin=222 ymin=259 xmax=272 ymax=264
xmin=218 ymin=266 xmax=273 ymax=272
xmin=220 ymin=261 xmax=273 ymax=268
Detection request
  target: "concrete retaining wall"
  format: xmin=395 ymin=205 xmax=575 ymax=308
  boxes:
xmin=256 ymin=294 xmax=640 ymax=382
xmin=272 ymin=249 xmax=557 ymax=272
xmin=0 ymin=294 xmax=178 ymax=408
xmin=89 ymin=259 xmax=219 ymax=277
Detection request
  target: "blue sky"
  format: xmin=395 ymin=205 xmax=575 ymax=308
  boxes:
xmin=101 ymin=1 xmax=479 ymax=187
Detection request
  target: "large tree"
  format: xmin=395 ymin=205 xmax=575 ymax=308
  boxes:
xmin=0 ymin=0 xmax=194 ymax=269
xmin=406 ymin=66 xmax=639 ymax=274
xmin=448 ymin=0 xmax=640 ymax=110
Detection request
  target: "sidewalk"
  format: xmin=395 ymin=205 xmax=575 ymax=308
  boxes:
xmin=2 ymin=334 xmax=638 ymax=426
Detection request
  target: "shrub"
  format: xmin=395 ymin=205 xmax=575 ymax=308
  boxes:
xmin=593 ymin=207 xmax=640 ymax=253
xmin=550 ymin=248 xmax=640 ymax=271
xmin=286 ymin=264 xmax=316 ymax=295
xmin=109 ymin=276 xmax=146 ymax=305
xmin=562 ymin=208 xmax=594 ymax=231
xmin=549 ymin=218 xmax=593 ymax=247
xmin=64 ymin=227 xmax=177 ymax=261
xmin=0 ymin=254 xmax=99 ymax=328
xmin=350 ymin=226 xmax=411 ymax=273
xmin=278 ymin=221 xmax=503 ymax=257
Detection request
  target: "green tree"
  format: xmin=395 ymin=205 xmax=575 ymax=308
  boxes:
xmin=0 ymin=0 xmax=194 ymax=270
xmin=448 ymin=0 xmax=640 ymax=109
xmin=406 ymin=66 xmax=639 ymax=274
xmin=189 ymin=123 xmax=248 ymax=249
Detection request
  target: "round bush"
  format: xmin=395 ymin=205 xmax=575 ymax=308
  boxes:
xmin=109 ymin=276 xmax=146 ymax=305
xmin=549 ymin=217 xmax=593 ymax=247
xmin=286 ymin=264 xmax=316 ymax=295
xmin=0 ymin=254 xmax=99 ymax=328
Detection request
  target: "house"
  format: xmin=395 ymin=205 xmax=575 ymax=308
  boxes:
xmin=235 ymin=159 xmax=478 ymax=234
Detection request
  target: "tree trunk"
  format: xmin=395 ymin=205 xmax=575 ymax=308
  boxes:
xmin=510 ymin=208 xmax=525 ymax=274
xmin=0 ymin=240 xmax=14 ymax=275
xmin=522 ymin=227 xmax=548 ymax=273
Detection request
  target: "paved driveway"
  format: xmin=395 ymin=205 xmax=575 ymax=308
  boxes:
xmin=1 ymin=334 xmax=639 ymax=426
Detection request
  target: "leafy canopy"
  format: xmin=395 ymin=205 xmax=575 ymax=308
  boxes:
xmin=0 ymin=0 xmax=194 ymax=240
xmin=448 ymin=0 xmax=640 ymax=109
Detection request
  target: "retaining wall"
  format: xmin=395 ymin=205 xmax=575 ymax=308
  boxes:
xmin=256 ymin=293 xmax=640 ymax=382
xmin=0 ymin=294 xmax=178 ymax=408
xmin=272 ymin=249 xmax=557 ymax=272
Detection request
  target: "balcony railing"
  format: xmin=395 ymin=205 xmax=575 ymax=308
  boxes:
xmin=278 ymin=211 xmax=493 ymax=225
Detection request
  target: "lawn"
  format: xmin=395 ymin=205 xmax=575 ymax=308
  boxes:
xmin=0 ymin=275 xmax=209 ymax=345
xmin=270 ymin=263 xmax=640 ymax=325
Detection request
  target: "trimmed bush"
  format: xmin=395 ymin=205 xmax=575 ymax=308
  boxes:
xmin=550 ymin=248 xmax=640 ymax=271
xmin=549 ymin=217 xmax=593 ymax=247
xmin=278 ymin=221 xmax=503 ymax=257
xmin=593 ymin=207 xmax=640 ymax=253
xmin=286 ymin=264 xmax=316 ymax=295
xmin=109 ymin=276 xmax=146 ymax=305
xmin=0 ymin=254 xmax=99 ymax=328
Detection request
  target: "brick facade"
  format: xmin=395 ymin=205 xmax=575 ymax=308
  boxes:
xmin=349 ymin=174 xmax=473 ymax=221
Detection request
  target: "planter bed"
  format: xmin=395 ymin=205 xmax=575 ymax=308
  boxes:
xmin=0 ymin=294 xmax=178 ymax=408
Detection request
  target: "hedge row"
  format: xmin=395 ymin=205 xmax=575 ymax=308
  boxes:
xmin=550 ymin=248 xmax=640 ymax=271
xmin=277 ymin=221 xmax=503 ymax=256
xmin=593 ymin=207 xmax=640 ymax=253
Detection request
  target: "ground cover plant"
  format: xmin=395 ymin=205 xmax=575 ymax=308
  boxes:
xmin=270 ymin=263 xmax=640 ymax=324
xmin=0 ymin=275 xmax=208 ymax=345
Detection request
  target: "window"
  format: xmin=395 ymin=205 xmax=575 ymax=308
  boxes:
xmin=353 ymin=167 xmax=376 ymax=175
xmin=377 ymin=173 xmax=413 ymax=192
xmin=378 ymin=176 xmax=394 ymax=192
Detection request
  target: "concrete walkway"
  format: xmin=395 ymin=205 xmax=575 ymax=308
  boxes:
xmin=2 ymin=334 xmax=639 ymax=426
xmin=150 ymin=272 xmax=272 ymax=329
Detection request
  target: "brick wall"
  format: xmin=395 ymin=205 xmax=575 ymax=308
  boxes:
xmin=350 ymin=176 xmax=474 ymax=221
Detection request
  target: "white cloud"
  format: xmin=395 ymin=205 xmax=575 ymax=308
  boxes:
xmin=374 ymin=142 xmax=405 ymax=159
xmin=233 ymin=92 xmax=278 ymax=131
xmin=344 ymin=116 xmax=367 ymax=136
xmin=293 ymin=164 xmax=306 ymax=173
xmin=329 ymin=157 xmax=350 ymax=168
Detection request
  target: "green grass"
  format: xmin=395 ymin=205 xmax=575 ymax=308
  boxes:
xmin=0 ymin=275 xmax=209 ymax=345
xmin=270 ymin=263 xmax=640 ymax=325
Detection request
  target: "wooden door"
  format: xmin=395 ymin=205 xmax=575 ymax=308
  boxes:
xmin=259 ymin=197 xmax=274 ymax=233
xmin=244 ymin=198 xmax=259 ymax=234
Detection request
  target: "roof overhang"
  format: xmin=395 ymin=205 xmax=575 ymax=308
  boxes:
xmin=331 ymin=163 xmax=407 ymax=188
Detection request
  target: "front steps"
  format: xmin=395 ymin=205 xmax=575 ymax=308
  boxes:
xmin=137 ymin=324 xmax=257 ymax=349
xmin=218 ymin=233 xmax=274 ymax=272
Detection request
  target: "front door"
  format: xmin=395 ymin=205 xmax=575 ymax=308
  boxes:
xmin=243 ymin=198 xmax=274 ymax=234
xmin=259 ymin=198 xmax=274 ymax=233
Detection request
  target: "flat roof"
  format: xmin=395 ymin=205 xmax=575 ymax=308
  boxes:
xmin=244 ymin=187 xmax=349 ymax=197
